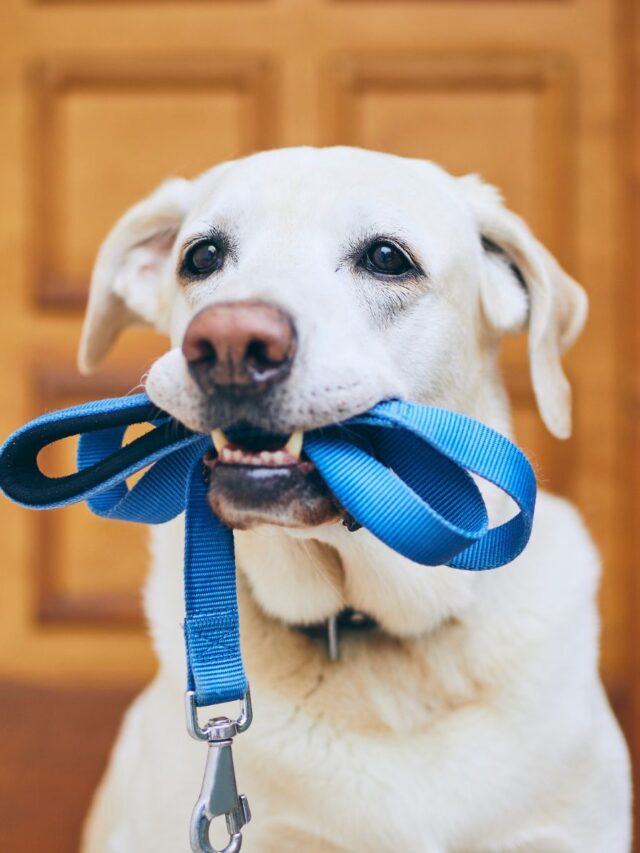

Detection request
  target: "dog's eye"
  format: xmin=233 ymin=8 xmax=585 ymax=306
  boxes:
xmin=183 ymin=240 xmax=224 ymax=277
xmin=362 ymin=241 xmax=415 ymax=276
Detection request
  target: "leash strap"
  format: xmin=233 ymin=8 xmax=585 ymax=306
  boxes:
xmin=0 ymin=393 xmax=536 ymax=707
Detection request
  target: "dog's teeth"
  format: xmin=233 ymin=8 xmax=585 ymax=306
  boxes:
xmin=211 ymin=429 xmax=229 ymax=453
xmin=285 ymin=431 xmax=303 ymax=459
xmin=213 ymin=429 xmax=304 ymax=466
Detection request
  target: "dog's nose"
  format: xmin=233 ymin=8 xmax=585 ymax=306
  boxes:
xmin=182 ymin=301 xmax=296 ymax=394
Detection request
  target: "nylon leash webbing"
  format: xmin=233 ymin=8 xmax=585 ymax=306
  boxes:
xmin=0 ymin=393 xmax=536 ymax=852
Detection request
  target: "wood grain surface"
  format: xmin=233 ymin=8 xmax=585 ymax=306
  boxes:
xmin=0 ymin=0 xmax=637 ymax=847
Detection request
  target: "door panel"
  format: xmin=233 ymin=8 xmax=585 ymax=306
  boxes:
xmin=32 ymin=58 xmax=274 ymax=307
xmin=327 ymin=57 xmax=573 ymax=254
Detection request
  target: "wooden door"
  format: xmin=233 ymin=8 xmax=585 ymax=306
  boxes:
xmin=0 ymin=0 xmax=636 ymax=849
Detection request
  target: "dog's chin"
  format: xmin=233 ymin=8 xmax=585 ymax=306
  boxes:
xmin=205 ymin=461 xmax=340 ymax=530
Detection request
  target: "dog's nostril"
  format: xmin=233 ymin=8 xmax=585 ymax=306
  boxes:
xmin=195 ymin=340 xmax=217 ymax=365
xmin=246 ymin=339 xmax=281 ymax=369
xmin=183 ymin=331 xmax=218 ymax=367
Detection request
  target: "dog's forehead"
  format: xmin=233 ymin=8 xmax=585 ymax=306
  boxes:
xmin=184 ymin=147 xmax=472 ymax=245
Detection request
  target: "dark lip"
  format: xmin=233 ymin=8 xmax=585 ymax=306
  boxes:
xmin=203 ymin=453 xmax=340 ymax=529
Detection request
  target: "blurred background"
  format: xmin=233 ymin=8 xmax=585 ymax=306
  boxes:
xmin=0 ymin=0 xmax=638 ymax=849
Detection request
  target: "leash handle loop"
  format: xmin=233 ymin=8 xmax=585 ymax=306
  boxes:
xmin=304 ymin=400 xmax=535 ymax=571
xmin=359 ymin=401 xmax=536 ymax=569
xmin=0 ymin=393 xmax=199 ymax=510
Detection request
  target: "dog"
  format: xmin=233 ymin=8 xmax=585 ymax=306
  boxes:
xmin=78 ymin=147 xmax=631 ymax=852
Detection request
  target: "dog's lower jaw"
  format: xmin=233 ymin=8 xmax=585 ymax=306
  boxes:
xmin=207 ymin=484 xmax=340 ymax=530
xmin=206 ymin=462 xmax=340 ymax=529
xmin=209 ymin=497 xmax=339 ymax=530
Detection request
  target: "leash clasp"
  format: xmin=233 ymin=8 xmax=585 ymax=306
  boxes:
xmin=186 ymin=688 xmax=252 ymax=853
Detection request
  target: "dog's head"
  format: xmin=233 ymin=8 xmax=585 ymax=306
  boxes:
xmin=79 ymin=147 xmax=586 ymax=535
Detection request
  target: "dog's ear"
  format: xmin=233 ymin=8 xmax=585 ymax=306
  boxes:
xmin=459 ymin=175 xmax=588 ymax=440
xmin=78 ymin=177 xmax=194 ymax=373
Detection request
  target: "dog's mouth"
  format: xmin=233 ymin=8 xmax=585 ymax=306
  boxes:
xmin=203 ymin=424 xmax=340 ymax=529
xmin=210 ymin=426 xmax=307 ymax=469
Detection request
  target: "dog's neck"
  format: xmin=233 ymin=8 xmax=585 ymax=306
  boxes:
xmin=230 ymin=531 xmax=507 ymax=734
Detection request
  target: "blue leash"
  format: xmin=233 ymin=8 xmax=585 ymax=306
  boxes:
xmin=0 ymin=392 xmax=536 ymax=852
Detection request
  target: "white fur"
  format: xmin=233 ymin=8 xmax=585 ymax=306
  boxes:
xmin=78 ymin=147 xmax=630 ymax=852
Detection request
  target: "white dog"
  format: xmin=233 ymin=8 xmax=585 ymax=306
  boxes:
xmin=78 ymin=147 xmax=631 ymax=852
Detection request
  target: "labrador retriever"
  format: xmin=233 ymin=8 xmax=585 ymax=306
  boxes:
xmin=78 ymin=147 xmax=631 ymax=852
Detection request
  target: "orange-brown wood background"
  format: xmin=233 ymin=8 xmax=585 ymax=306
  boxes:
xmin=0 ymin=0 xmax=638 ymax=849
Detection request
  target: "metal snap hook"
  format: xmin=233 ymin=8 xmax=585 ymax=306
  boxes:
xmin=189 ymin=733 xmax=251 ymax=853
xmin=186 ymin=689 xmax=252 ymax=853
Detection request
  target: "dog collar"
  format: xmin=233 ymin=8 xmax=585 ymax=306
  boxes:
xmin=0 ymin=392 xmax=536 ymax=853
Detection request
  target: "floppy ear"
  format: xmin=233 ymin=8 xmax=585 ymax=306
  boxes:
xmin=78 ymin=177 xmax=194 ymax=373
xmin=460 ymin=175 xmax=588 ymax=440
